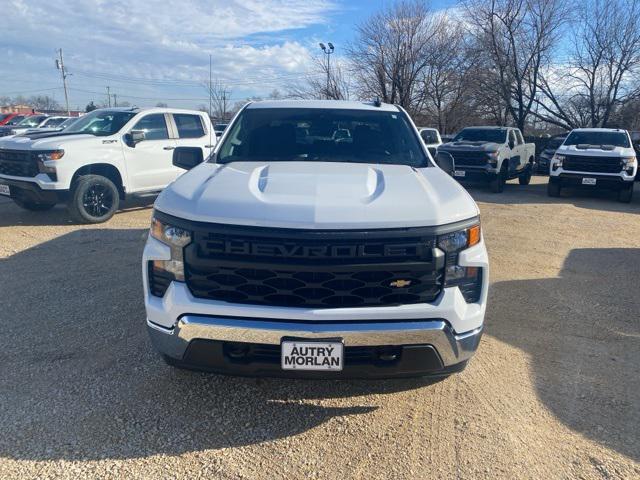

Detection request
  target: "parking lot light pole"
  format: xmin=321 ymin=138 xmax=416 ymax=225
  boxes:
xmin=319 ymin=42 xmax=334 ymax=99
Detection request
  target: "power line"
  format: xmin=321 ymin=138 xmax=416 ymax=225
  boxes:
xmin=70 ymin=68 xmax=321 ymax=88
xmin=0 ymin=87 xmax=62 ymax=95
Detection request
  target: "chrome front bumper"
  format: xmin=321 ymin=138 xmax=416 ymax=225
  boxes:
xmin=147 ymin=315 xmax=483 ymax=367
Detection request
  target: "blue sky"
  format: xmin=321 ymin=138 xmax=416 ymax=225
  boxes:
xmin=1 ymin=0 xmax=458 ymax=110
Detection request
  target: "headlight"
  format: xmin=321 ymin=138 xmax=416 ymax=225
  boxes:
xmin=148 ymin=215 xmax=192 ymax=295
xmin=35 ymin=150 xmax=64 ymax=178
xmin=37 ymin=150 xmax=65 ymax=161
xmin=437 ymin=223 xmax=482 ymax=303
xmin=551 ymin=154 xmax=565 ymax=171
xmin=622 ymin=156 xmax=637 ymax=167
xmin=487 ymin=151 xmax=499 ymax=166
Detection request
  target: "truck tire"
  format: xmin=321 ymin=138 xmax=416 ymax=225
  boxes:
xmin=547 ymin=181 xmax=561 ymax=197
xmin=68 ymin=174 xmax=120 ymax=223
xmin=489 ymin=165 xmax=507 ymax=193
xmin=13 ymin=196 xmax=56 ymax=211
xmin=519 ymin=162 xmax=533 ymax=185
xmin=618 ymin=183 xmax=633 ymax=203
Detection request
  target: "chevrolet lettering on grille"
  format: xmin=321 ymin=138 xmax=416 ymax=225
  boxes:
xmin=207 ymin=240 xmax=425 ymax=259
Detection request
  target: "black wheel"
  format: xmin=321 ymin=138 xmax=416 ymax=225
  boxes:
xmin=13 ymin=196 xmax=56 ymax=211
xmin=547 ymin=181 xmax=561 ymax=197
xmin=618 ymin=183 xmax=633 ymax=203
xmin=489 ymin=165 xmax=507 ymax=193
xmin=519 ymin=162 xmax=533 ymax=185
xmin=68 ymin=174 xmax=120 ymax=223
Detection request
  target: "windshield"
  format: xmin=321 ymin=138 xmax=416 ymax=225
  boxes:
xmin=58 ymin=117 xmax=77 ymax=129
xmin=217 ymin=108 xmax=428 ymax=167
xmin=64 ymin=110 xmax=137 ymax=136
xmin=6 ymin=115 xmax=25 ymax=125
xmin=17 ymin=116 xmax=45 ymax=127
xmin=564 ymin=131 xmax=630 ymax=148
xmin=453 ymin=128 xmax=507 ymax=143
xmin=545 ymin=137 xmax=565 ymax=150
xmin=42 ymin=117 xmax=68 ymax=127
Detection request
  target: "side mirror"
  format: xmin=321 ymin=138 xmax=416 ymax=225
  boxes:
xmin=124 ymin=131 xmax=145 ymax=147
xmin=509 ymin=141 xmax=515 ymax=149
xmin=435 ymin=151 xmax=455 ymax=175
xmin=173 ymin=147 xmax=204 ymax=170
xmin=131 ymin=130 xmax=146 ymax=143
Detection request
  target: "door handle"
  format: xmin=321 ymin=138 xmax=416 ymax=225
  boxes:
xmin=163 ymin=146 xmax=175 ymax=150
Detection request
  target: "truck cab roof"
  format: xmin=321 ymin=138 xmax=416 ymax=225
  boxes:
xmin=244 ymin=100 xmax=401 ymax=112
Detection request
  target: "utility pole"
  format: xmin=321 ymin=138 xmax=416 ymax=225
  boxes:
xmin=113 ymin=93 xmax=117 ymax=107
xmin=55 ymin=49 xmax=70 ymax=115
xmin=106 ymin=86 xmax=111 ymax=107
xmin=319 ymin=43 xmax=335 ymax=99
xmin=209 ymin=54 xmax=213 ymax=120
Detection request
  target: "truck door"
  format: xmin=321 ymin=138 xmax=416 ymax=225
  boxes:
xmin=170 ymin=113 xmax=215 ymax=161
xmin=514 ymin=129 xmax=527 ymax=170
xmin=122 ymin=113 xmax=177 ymax=192
xmin=508 ymin=130 xmax=521 ymax=173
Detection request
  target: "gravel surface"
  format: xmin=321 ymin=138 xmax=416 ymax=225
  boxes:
xmin=0 ymin=176 xmax=638 ymax=479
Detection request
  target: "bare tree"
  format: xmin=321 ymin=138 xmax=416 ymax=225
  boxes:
xmin=287 ymin=57 xmax=350 ymax=100
xmin=27 ymin=95 xmax=60 ymax=110
xmin=535 ymin=0 xmax=640 ymax=128
xmin=347 ymin=0 xmax=441 ymax=114
xmin=205 ymin=80 xmax=233 ymax=121
xmin=464 ymin=0 xmax=566 ymax=133
xmin=419 ymin=15 xmax=481 ymax=132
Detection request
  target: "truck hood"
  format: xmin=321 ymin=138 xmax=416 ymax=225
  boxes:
xmin=557 ymin=144 xmax=634 ymax=157
xmin=439 ymin=141 xmax=502 ymax=152
xmin=156 ymin=161 xmax=479 ymax=229
xmin=0 ymin=133 xmax=98 ymax=150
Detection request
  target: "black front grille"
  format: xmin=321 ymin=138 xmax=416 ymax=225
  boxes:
xmin=223 ymin=342 xmax=402 ymax=365
xmin=563 ymin=155 xmax=622 ymax=173
xmin=0 ymin=149 xmax=39 ymax=177
xmin=183 ymin=223 xmax=445 ymax=308
xmin=448 ymin=150 xmax=489 ymax=167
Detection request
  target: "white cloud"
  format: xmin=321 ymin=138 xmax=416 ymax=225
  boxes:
xmin=1 ymin=0 xmax=339 ymax=107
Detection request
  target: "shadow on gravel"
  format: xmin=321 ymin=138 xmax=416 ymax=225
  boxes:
xmin=462 ymin=179 xmax=640 ymax=214
xmin=488 ymin=248 xmax=640 ymax=461
xmin=0 ymin=229 xmax=430 ymax=462
xmin=0 ymin=195 xmax=157 ymax=227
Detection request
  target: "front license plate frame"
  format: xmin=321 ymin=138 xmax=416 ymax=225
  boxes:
xmin=281 ymin=339 xmax=344 ymax=371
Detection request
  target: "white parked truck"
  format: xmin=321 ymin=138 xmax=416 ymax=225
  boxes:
xmin=548 ymin=128 xmax=636 ymax=202
xmin=437 ymin=126 xmax=535 ymax=192
xmin=0 ymin=107 xmax=215 ymax=222
xmin=143 ymin=100 xmax=488 ymax=378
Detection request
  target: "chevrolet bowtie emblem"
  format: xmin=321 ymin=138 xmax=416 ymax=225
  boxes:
xmin=390 ymin=279 xmax=412 ymax=288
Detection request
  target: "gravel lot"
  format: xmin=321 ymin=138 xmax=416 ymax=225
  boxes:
xmin=0 ymin=176 xmax=638 ymax=479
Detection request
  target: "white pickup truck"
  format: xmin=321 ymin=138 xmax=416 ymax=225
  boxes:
xmin=548 ymin=128 xmax=636 ymax=202
xmin=437 ymin=126 xmax=536 ymax=192
xmin=0 ymin=107 xmax=215 ymax=222
xmin=142 ymin=100 xmax=488 ymax=378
